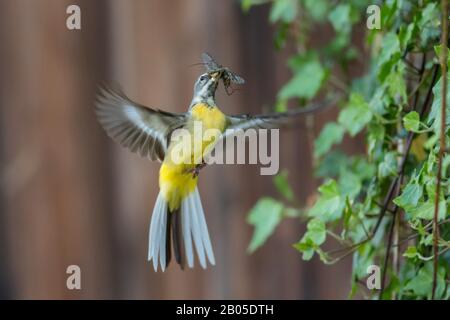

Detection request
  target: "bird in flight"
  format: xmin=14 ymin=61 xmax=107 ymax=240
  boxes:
xmin=95 ymin=53 xmax=332 ymax=271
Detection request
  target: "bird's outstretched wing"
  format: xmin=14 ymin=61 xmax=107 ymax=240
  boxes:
xmin=224 ymin=113 xmax=288 ymax=136
xmin=223 ymin=98 xmax=336 ymax=137
xmin=95 ymin=86 xmax=187 ymax=162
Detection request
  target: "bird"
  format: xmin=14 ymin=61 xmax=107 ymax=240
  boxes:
xmin=95 ymin=53 xmax=334 ymax=272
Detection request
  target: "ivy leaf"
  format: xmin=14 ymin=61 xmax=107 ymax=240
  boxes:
xmin=368 ymin=122 xmax=385 ymax=157
xmin=403 ymin=246 xmax=434 ymax=261
xmin=377 ymin=32 xmax=401 ymax=81
xmin=404 ymin=262 xmax=446 ymax=298
xmin=428 ymin=74 xmax=450 ymax=135
xmin=339 ymin=169 xmax=362 ymax=198
xmin=353 ymin=242 xmax=375 ymax=280
xmin=308 ymin=180 xmax=343 ymax=222
xmin=273 ymin=170 xmax=294 ymax=201
xmin=314 ymin=122 xmax=345 ymax=158
xmin=403 ymin=246 xmax=419 ymax=259
xmin=403 ymin=111 xmax=421 ymax=132
xmin=278 ymin=58 xmax=326 ymax=100
xmin=247 ymin=197 xmax=284 ymax=252
xmin=293 ymin=239 xmax=315 ymax=261
xmin=328 ymin=4 xmax=351 ymax=34
xmin=398 ymin=23 xmax=415 ymax=50
xmin=241 ymin=0 xmax=268 ymax=12
xmin=305 ymin=218 xmax=326 ymax=245
xmin=378 ymin=151 xmax=397 ymax=179
xmin=418 ymin=2 xmax=439 ymax=29
xmin=386 ymin=63 xmax=407 ymax=104
xmin=409 ymin=200 xmax=447 ymax=221
xmin=338 ymin=93 xmax=372 ymax=136
xmin=418 ymin=2 xmax=440 ymax=48
xmin=315 ymin=151 xmax=348 ymax=178
xmin=294 ymin=218 xmax=327 ymax=261
xmin=434 ymin=44 xmax=450 ymax=68
xmin=303 ymin=0 xmax=329 ymax=21
xmin=269 ymin=0 xmax=298 ymax=23
xmin=393 ymin=181 xmax=422 ymax=209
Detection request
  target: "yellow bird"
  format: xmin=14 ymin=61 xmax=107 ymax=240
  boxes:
xmin=95 ymin=54 xmax=329 ymax=271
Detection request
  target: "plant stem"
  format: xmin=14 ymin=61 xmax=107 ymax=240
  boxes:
xmin=325 ymin=64 xmax=439 ymax=263
xmin=432 ymin=0 xmax=448 ymax=300
xmin=379 ymin=211 xmax=397 ymax=299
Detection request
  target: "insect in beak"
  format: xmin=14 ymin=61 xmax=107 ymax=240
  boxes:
xmin=210 ymin=71 xmax=220 ymax=82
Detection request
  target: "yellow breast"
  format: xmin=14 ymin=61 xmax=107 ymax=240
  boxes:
xmin=159 ymin=103 xmax=227 ymax=212
xmin=190 ymin=103 xmax=227 ymax=131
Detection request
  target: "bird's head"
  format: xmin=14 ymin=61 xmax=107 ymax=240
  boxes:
xmin=190 ymin=72 xmax=219 ymax=108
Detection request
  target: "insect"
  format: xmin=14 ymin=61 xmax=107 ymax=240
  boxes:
xmin=201 ymin=52 xmax=245 ymax=95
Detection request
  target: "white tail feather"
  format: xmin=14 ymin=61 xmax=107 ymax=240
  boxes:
xmin=189 ymin=193 xmax=207 ymax=268
xmin=148 ymin=193 xmax=168 ymax=272
xmin=183 ymin=187 xmax=215 ymax=269
xmin=147 ymin=187 xmax=215 ymax=271
xmin=193 ymin=188 xmax=215 ymax=265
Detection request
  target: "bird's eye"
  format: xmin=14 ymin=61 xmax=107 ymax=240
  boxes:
xmin=200 ymin=75 xmax=208 ymax=82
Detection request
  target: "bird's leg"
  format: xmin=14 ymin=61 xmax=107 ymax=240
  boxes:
xmin=187 ymin=159 xmax=207 ymax=178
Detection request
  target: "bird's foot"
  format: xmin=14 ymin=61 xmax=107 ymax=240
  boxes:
xmin=187 ymin=161 xmax=207 ymax=178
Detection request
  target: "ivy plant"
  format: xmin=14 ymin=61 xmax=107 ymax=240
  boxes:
xmin=243 ymin=0 xmax=449 ymax=299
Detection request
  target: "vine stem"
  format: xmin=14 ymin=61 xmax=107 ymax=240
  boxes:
xmin=325 ymin=64 xmax=439 ymax=264
xmin=432 ymin=0 xmax=448 ymax=300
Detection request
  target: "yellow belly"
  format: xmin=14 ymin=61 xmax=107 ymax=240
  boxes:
xmin=159 ymin=103 xmax=227 ymax=211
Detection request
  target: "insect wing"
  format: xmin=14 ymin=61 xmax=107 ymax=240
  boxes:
xmin=201 ymin=52 xmax=221 ymax=72
xmin=229 ymin=72 xmax=245 ymax=84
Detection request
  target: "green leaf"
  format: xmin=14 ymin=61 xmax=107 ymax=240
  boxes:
xmin=247 ymin=197 xmax=284 ymax=252
xmin=241 ymin=0 xmax=268 ymax=12
xmin=303 ymin=0 xmax=329 ymax=21
xmin=404 ymin=262 xmax=446 ymax=298
xmin=274 ymin=23 xmax=289 ymax=49
xmin=274 ymin=99 xmax=287 ymax=113
xmin=308 ymin=180 xmax=343 ymax=222
xmin=418 ymin=2 xmax=440 ymax=48
xmin=378 ymin=32 xmax=400 ymax=65
xmin=294 ymin=218 xmax=327 ymax=261
xmin=393 ymin=181 xmax=422 ymax=208
xmin=403 ymin=246 xmax=434 ymax=261
xmin=353 ymin=242 xmax=375 ymax=280
xmin=377 ymin=32 xmax=401 ymax=81
xmin=306 ymin=218 xmax=326 ymax=245
xmin=278 ymin=58 xmax=326 ymax=100
xmin=339 ymin=169 xmax=362 ymax=198
xmin=269 ymin=0 xmax=298 ymax=23
xmin=338 ymin=93 xmax=372 ymax=136
xmin=418 ymin=3 xmax=438 ymax=29
xmin=386 ymin=63 xmax=407 ymax=104
xmin=403 ymin=111 xmax=421 ymax=132
xmin=328 ymin=4 xmax=351 ymax=34
xmin=434 ymin=44 xmax=450 ymax=68
xmin=314 ymin=122 xmax=345 ymax=158
xmin=368 ymin=122 xmax=385 ymax=157
xmin=409 ymin=200 xmax=447 ymax=221
xmin=293 ymin=239 xmax=315 ymax=261
xmin=273 ymin=170 xmax=294 ymax=201
xmin=378 ymin=151 xmax=397 ymax=179
xmin=398 ymin=23 xmax=415 ymax=50
xmin=428 ymin=74 xmax=450 ymax=134
xmin=404 ymin=263 xmax=432 ymax=296
xmin=403 ymin=246 xmax=418 ymax=258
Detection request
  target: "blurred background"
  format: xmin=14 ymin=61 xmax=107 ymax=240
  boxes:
xmin=0 ymin=0 xmax=365 ymax=299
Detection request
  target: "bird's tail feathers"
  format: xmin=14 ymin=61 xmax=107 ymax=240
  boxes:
xmin=148 ymin=193 xmax=170 ymax=271
xmin=181 ymin=187 xmax=215 ymax=269
xmin=148 ymin=187 xmax=215 ymax=271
